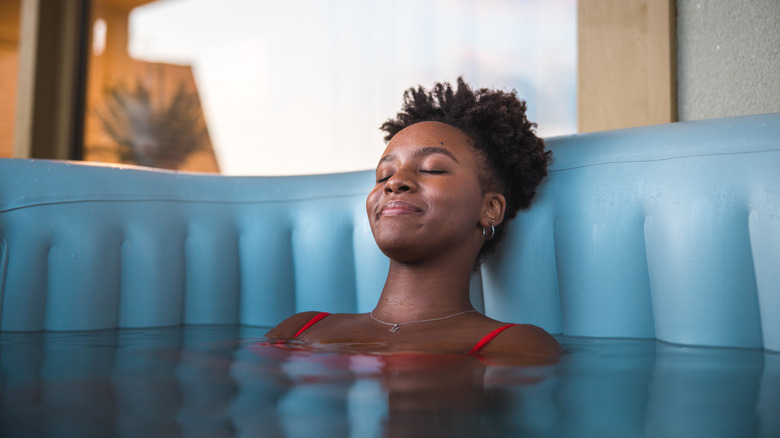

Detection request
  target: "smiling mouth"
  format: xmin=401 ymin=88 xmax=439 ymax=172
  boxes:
xmin=380 ymin=201 xmax=422 ymax=216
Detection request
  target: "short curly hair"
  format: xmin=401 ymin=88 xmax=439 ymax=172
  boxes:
xmin=380 ymin=77 xmax=551 ymax=266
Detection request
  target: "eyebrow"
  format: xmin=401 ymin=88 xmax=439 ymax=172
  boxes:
xmin=378 ymin=146 xmax=460 ymax=166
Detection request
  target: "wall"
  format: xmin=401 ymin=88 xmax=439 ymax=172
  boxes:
xmin=577 ymin=0 xmax=676 ymax=133
xmin=677 ymin=0 xmax=780 ymax=120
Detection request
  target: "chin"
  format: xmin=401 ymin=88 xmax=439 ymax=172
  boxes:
xmin=375 ymin=239 xmax=424 ymax=264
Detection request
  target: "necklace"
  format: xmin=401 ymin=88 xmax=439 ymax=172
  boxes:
xmin=369 ymin=309 xmax=478 ymax=333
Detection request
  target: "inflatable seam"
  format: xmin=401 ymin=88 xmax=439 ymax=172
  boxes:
xmin=347 ymin=216 xmax=359 ymax=314
xmin=0 ymin=238 xmax=7 ymax=327
xmin=118 ymin=239 xmax=128 ymax=328
xmin=233 ymin=225 xmax=243 ymax=326
xmin=183 ymin=226 xmax=193 ymax=325
xmin=43 ymin=244 xmax=54 ymax=331
xmin=642 ymin=215 xmax=658 ymax=339
xmin=550 ymin=147 xmax=780 ymax=173
xmin=747 ymin=209 xmax=770 ymax=351
xmin=0 ymin=192 xmax=369 ymax=214
xmin=744 ymin=210 xmax=765 ymax=349
xmin=550 ymin=214 xmax=566 ymax=333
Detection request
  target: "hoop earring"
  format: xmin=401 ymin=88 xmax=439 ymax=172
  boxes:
xmin=482 ymin=221 xmax=495 ymax=241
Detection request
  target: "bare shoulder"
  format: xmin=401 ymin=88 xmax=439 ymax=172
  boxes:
xmin=481 ymin=323 xmax=562 ymax=358
xmin=264 ymin=311 xmax=323 ymax=340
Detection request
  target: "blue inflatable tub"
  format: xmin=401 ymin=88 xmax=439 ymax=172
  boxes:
xmin=1 ymin=113 xmax=778 ymax=436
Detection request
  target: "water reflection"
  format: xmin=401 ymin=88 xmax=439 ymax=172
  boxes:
xmin=0 ymin=327 xmax=778 ymax=437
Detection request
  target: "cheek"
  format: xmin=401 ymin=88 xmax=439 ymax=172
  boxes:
xmin=431 ymin=182 xmax=483 ymax=219
xmin=366 ymin=187 xmax=381 ymax=224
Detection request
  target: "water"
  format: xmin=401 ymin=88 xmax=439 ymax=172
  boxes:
xmin=1 ymin=326 xmax=778 ymax=437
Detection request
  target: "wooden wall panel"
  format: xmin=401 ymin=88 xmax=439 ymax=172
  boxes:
xmin=578 ymin=0 xmax=677 ymax=132
xmin=0 ymin=45 xmax=18 ymax=158
xmin=0 ymin=0 xmax=20 ymax=158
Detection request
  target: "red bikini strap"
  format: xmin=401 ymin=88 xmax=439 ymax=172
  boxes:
xmin=294 ymin=312 xmax=332 ymax=337
xmin=469 ymin=324 xmax=517 ymax=355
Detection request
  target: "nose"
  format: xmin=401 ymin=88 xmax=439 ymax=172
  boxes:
xmin=384 ymin=169 xmax=417 ymax=194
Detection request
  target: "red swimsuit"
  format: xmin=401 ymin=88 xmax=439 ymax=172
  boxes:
xmin=294 ymin=312 xmax=516 ymax=355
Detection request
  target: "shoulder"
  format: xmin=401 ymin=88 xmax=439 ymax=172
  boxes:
xmin=264 ymin=311 xmax=324 ymax=340
xmin=480 ymin=323 xmax=562 ymax=358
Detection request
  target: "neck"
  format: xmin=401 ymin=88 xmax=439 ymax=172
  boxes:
xmin=373 ymin=258 xmax=476 ymax=322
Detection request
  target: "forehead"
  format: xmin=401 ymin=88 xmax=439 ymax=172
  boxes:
xmin=380 ymin=121 xmax=476 ymax=162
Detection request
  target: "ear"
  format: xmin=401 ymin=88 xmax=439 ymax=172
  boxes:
xmin=480 ymin=192 xmax=506 ymax=228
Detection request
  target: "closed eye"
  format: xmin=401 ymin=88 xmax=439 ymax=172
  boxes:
xmin=375 ymin=169 xmax=445 ymax=183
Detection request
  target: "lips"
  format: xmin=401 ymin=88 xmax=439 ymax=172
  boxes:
xmin=380 ymin=200 xmax=422 ymax=216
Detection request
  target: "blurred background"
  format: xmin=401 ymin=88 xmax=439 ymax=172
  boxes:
xmin=119 ymin=0 xmax=576 ymax=175
xmin=1 ymin=0 xmax=777 ymax=175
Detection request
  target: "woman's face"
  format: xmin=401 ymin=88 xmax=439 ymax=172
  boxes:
xmin=366 ymin=121 xmax=497 ymax=264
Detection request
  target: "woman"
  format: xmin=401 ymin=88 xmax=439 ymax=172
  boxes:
xmin=266 ymin=78 xmax=561 ymax=358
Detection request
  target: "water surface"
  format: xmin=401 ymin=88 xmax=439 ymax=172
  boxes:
xmin=1 ymin=326 xmax=777 ymax=437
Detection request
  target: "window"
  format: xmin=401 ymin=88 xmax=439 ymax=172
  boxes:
xmin=84 ymin=0 xmax=576 ymax=175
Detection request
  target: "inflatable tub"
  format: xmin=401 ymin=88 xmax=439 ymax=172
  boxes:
xmin=1 ymin=113 xmax=778 ymax=437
